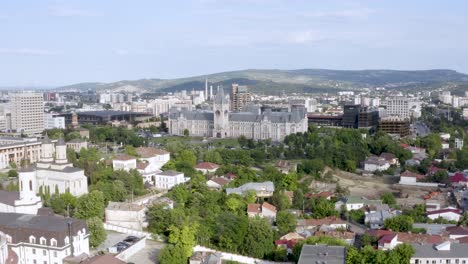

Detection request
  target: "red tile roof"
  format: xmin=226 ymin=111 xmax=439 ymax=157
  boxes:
xmin=367 ymin=230 xmax=446 ymax=245
xmin=137 ymin=162 xmax=149 ymax=170
xmin=427 ymin=208 xmax=462 ymax=216
xmin=210 ymin=177 xmax=230 ymax=186
xmin=275 ymin=239 xmax=300 ymax=249
xmin=379 ymin=233 xmax=397 ymax=243
xmin=195 ymin=162 xmax=220 ymax=170
xmin=380 ymin=152 xmax=396 ymax=161
xmin=113 ymin=154 xmax=135 ymax=161
xmin=457 ymin=236 xmax=468 ymax=244
xmin=262 ymin=202 xmax=277 ymax=213
xmin=401 ymin=170 xmax=425 ymax=179
xmin=451 ymin=173 xmax=468 ymax=183
xmin=136 ymin=147 xmax=169 ymax=158
xmin=247 ymin=204 xmax=261 ymax=213
xmin=446 ymin=226 xmax=468 ymax=236
xmin=225 ymin=173 xmax=237 ymax=179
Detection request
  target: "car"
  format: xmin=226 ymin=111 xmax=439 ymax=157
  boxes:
xmin=123 ymin=236 xmax=139 ymax=243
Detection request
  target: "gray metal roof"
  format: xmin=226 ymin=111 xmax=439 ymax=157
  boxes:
xmin=298 ymin=245 xmax=347 ymax=264
xmin=0 ymin=190 xmax=19 ymax=206
xmin=413 ymin=223 xmax=456 ymax=235
xmin=411 ymin=243 xmax=468 ymax=258
xmin=226 ymin=181 xmax=274 ymax=195
xmin=157 ymin=170 xmax=183 ymax=177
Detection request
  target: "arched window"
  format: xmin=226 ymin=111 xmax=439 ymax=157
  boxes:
xmin=20 ymin=180 xmax=23 ymax=191
xmin=29 ymin=180 xmax=33 ymax=191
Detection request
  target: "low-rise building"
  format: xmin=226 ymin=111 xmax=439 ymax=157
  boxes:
xmin=247 ymin=202 xmax=277 ymax=219
xmin=410 ymin=242 xmax=468 ymax=264
xmin=335 ymin=196 xmax=382 ymax=211
xmin=378 ymin=233 xmax=399 ymax=250
xmin=155 ymin=170 xmax=187 ymax=190
xmin=105 ymin=202 xmax=147 ymax=231
xmin=427 ymin=207 xmax=462 ymax=222
xmin=66 ymin=138 xmax=88 ymax=152
xmin=226 ymin=181 xmax=274 ymax=197
xmin=206 ymin=177 xmax=230 ymax=190
xmin=298 ymin=245 xmax=346 ymax=264
xmin=0 ymin=211 xmax=89 ymax=264
xmin=194 ymin=162 xmax=220 ymax=174
xmin=363 ymin=156 xmax=391 ymax=172
xmin=112 ymin=154 xmax=137 ymax=171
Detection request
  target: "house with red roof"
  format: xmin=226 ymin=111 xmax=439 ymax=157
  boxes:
xmin=247 ymin=202 xmax=277 ymax=219
xmin=378 ymin=233 xmax=398 ymax=250
xmin=206 ymin=177 xmax=230 ymax=190
xmin=367 ymin=230 xmax=447 ymax=246
xmin=399 ymin=170 xmax=425 ymax=184
xmin=195 ymin=162 xmax=220 ymax=174
xmin=446 ymin=226 xmax=468 ymax=240
xmin=427 ymin=207 xmax=462 ymax=222
xmin=450 ymin=172 xmax=468 ymax=187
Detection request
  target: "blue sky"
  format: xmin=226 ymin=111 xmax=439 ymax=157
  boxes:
xmin=0 ymin=0 xmax=467 ymax=87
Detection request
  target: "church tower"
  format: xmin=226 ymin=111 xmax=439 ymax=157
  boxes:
xmin=41 ymin=133 xmax=54 ymax=162
xmin=18 ymin=160 xmax=37 ymax=200
xmin=213 ymin=87 xmax=230 ymax=138
xmin=55 ymin=137 xmax=68 ymax=164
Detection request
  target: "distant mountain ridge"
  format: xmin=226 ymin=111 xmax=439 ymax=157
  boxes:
xmin=55 ymin=69 xmax=468 ymax=95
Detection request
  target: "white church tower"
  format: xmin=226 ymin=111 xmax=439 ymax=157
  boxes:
xmin=41 ymin=133 xmax=54 ymax=162
xmin=14 ymin=159 xmax=42 ymax=215
xmin=55 ymin=137 xmax=67 ymax=164
xmin=213 ymin=87 xmax=230 ymax=138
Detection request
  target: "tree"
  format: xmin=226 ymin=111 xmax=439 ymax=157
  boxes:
xmin=384 ymin=215 xmax=414 ymax=232
xmin=124 ymin=145 xmax=138 ymax=156
xmin=393 ymin=243 xmax=415 ymax=263
xmin=458 ymin=212 xmax=468 ymax=226
xmin=349 ymin=209 xmax=365 ymax=224
xmin=50 ymin=192 xmax=78 ymax=216
xmin=159 ymin=244 xmax=187 ymax=264
xmin=243 ymin=217 xmax=274 ymax=258
xmin=177 ymin=149 xmax=197 ymax=166
xmin=203 ymin=150 xmax=223 ymax=164
xmin=183 ymin=129 xmax=190 ymax=137
xmin=292 ymin=189 xmax=304 ymax=210
xmin=75 ymin=190 xmax=105 ymax=220
xmin=87 ymin=217 xmax=107 ymax=248
xmin=7 ymin=169 xmax=18 ymax=178
xmin=276 ymin=211 xmax=297 ymax=234
xmin=381 ymin=192 xmax=397 ymax=207
xmin=308 ymin=197 xmax=339 ymax=218
xmin=270 ymin=191 xmax=291 ymax=211
xmin=168 ymin=224 xmax=198 ymax=257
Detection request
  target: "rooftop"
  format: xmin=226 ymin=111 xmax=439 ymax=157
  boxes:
xmin=157 ymin=170 xmax=183 ymax=177
xmin=195 ymin=162 xmax=220 ymax=170
xmin=298 ymin=245 xmax=346 ymax=264
xmin=412 ymin=242 xmax=468 ymax=258
xmin=106 ymin=202 xmax=145 ymax=212
xmin=136 ymin=147 xmax=169 ymax=158
xmin=113 ymin=154 xmax=136 ymax=161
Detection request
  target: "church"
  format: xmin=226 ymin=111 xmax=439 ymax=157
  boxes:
xmin=168 ymin=88 xmax=308 ymax=141
xmin=0 ymin=135 xmax=88 ymax=215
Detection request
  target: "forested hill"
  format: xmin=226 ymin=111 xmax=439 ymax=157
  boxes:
xmin=55 ymin=69 xmax=468 ymax=95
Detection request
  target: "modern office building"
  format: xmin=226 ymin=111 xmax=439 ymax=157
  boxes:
xmin=10 ymin=93 xmax=44 ymax=135
xmin=378 ymin=116 xmax=411 ymax=137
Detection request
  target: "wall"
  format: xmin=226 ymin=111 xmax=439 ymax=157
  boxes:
xmin=193 ymin=245 xmax=293 ymax=264
xmin=115 ymin=237 xmax=146 ymax=261
xmin=103 ymin=223 xmax=153 ymax=240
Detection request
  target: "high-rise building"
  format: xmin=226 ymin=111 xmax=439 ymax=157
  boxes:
xmin=386 ymin=97 xmax=421 ymax=119
xmin=10 ymin=92 xmax=44 ymax=134
xmin=230 ymin=84 xmax=251 ymax=112
xmin=342 ymin=105 xmax=360 ymax=128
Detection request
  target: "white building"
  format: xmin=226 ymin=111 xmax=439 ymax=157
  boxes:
xmin=427 ymin=207 xmax=462 ymax=222
xmin=455 ymin=138 xmax=464 ymax=150
xmin=194 ymin=162 xmax=220 ymax=175
xmin=105 ymin=202 xmax=147 ymax=231
xmin=112 ymin=154 xmax=137 ymax=171
xmin=66 ymin=138 xmax=88 ymax=152
xmin=44 ymin=113 xmax=65 ymax=129
xmin=0 ymin=232 xmax=7 ymax=264
xmin=0 ymin=211 xmax=90 ymax=264
xmin=334 ymin=196 xmax=382 ymax=211
xmin=155 ymin=170 xmax=187 ymax=190
xmin=226 ymin=181 xmax=275 ymax=197
xmin=410 ymin=242 xmax=468 ymax=264
xmin=10 ymin=92 xmax=44 ymax=135
xmin=386 ymin=97 xmax=421 ymax=119
xmin=363 ymin=156 xmax=391 ymax=172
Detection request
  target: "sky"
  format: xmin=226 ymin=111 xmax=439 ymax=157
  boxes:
xmin=0 ymin=0 xmax=467 ymax=87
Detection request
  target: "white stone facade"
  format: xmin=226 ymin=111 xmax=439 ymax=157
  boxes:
xmin=155 ymin=171 xmax=186 ymax=190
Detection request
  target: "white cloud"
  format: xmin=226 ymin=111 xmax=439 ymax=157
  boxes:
xmin=288 ymin=31 xmax=328 ymax=44
xmin=0 ymin=48 xmax=60 ymax=56
xmin=48 ymin=6 xmax=100 ymax=17
xmin=302 ymin=8 xmax=375 ymax=20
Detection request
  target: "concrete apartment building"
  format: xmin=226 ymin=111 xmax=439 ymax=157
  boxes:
xmin=385 ymin=97 xmax=421 ymax=119
xmin=230 ymin=83 xmax=251 ymax=112
xmin=10 ymin=93 xmax=44 ymax=135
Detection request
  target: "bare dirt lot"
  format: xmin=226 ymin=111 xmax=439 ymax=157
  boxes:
xmin=316 ymin=168 xmax=450 ymax=209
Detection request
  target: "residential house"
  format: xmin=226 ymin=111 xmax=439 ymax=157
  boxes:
xmin=296 ymin=217 xmax=347 ymax=232
xmin=367 ymin=230 xmax=446 ymax=246
xmin=365 ymin=205 xmax=397 ymax=229
xmin=427 ymin=207 xmax=462 ymax=222
xmin=410 ymin=242 xmax=468 ymax=264
xmin=450 ymin=172 xmax=468 ymax=187
xmin=399 ymin=170 xmax=425 ymax=184
xmin=112 ymin=154 xmax=137 ymax=171
xmin=275 ymin=160 xmax=297 ymax=173
xmin=298 ymin=245 xmax=346 ymax=264
xmin=206 ymin=177 xmax=230 ymax=190
xmin=105 ymin=202 xmax=147 ymax=231
xmin=226 ymin=181 xmax=274 ymax=197
xmin=425 ymin=200 xmax=441 ymax=212
xmin=247 ymin=202 xmax=277 ymax=219
xmin=315 ymin=230 xmax=355 ymax=245
xmin=155 ymin=170 xmax=187 ymax=190
xmin=446 ymin=226 xmax=468 ymax=239
xmin=335 ymin=196 xmax=382 ymax=211
xmin=378 ymin=233 xmax=399 ymax=250
xmin=275 ymin=232 xmax=305 ymax=254
xmin=195 ymin=162 xmax=220 ymax=175
xmin=136 ymin=147 xmax=170 ymax=170
xmin=306 ymin=191 xmax=334 ymax=200
xmin=380 ymin=152 xmax=399 ymax=166
xmin=363 ymin=156 xmax=391 ymax=172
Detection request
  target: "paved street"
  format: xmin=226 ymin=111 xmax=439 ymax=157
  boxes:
xmin=412 ymin=121 xmax=430 ymax=137
xmin=126 ymin=239 xmax=165 ymax=264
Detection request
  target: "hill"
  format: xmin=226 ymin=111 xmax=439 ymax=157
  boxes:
xmin=55 ymin=69 xmax=468 ymax=95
